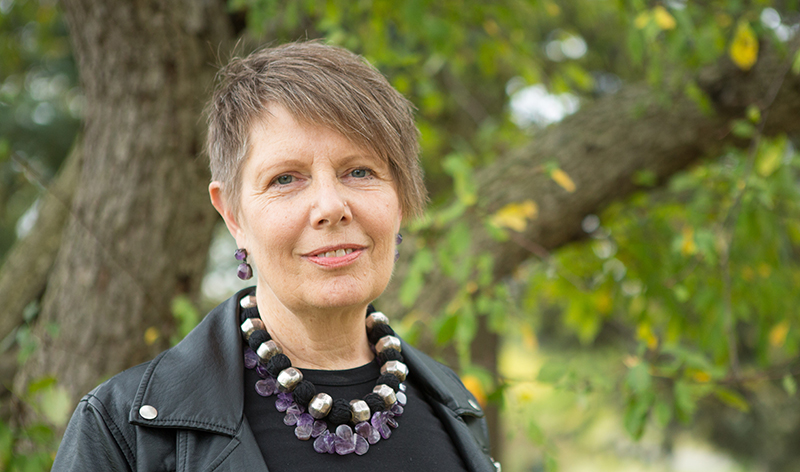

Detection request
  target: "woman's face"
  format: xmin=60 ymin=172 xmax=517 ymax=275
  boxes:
xmin=217 ymin=105 xmax=401 ymax=313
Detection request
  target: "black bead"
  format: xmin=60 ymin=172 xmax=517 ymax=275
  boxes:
xmin=366 ymin=304 xmax=376 ymax=316
xmin=377 ymin=373 xmax=400 ymax=392
xmin=327 ymin=398 xmax=351 ymax=425
xmin=292 ymin=380 xmax=316 ymax=408
xmin=378 ymin=348 xmax=403 ymax=364
xmin=266 ymin=353 xmax=292 ymax=377
xmin=247 ymin=330 xmax=270 ymax=351
xmin=241 ymin=306 xmax=260 ymax=320
xmin=364 ymin=393 xmax=386 ymax=414
xmin=368 ymin=324 xmax=394 ymax=345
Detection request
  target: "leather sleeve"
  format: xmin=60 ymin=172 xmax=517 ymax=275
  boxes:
xmin=52 ymin=394 xmax=134 ymax=472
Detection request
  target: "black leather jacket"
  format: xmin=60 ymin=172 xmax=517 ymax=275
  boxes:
xmin=52 ymin=291 xmax=498 ymax=471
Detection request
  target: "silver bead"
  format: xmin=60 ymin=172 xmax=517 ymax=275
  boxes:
xmin=373 ymin=384 xmax=397 ymax=408
xmin=277 ymin=367 xmax=303 ymax=393
xmin=375 ymin=335 xmax=402 ymax=353
xmin=240 ymin=318 xmax=265 ymax=340
xmin=365 ymin=312 xmax=389 ymax=331
xmin=380 ymin=360 xmax=408 ymax=382
xmin=349 ymin=399 xmax=370 ymax=423
xmin=309 ymin=393 xmax=333 ymax=419
xmin=240 ymin=295 xmax=257 ymax=309
xmin=256 ymin=340 xmax=282 ymax=363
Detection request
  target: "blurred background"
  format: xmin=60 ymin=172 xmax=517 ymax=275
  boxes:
xmin=1 ymin=0 xmax=800 ymax=470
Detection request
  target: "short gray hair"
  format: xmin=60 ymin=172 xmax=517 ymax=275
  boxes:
xmin=205 ymin=41 xmax=427 ymax=219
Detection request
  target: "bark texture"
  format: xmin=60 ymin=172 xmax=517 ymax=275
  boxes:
xmin=11 ymin=0 xmax=234 ymax=413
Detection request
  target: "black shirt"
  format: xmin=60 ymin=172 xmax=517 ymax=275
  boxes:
xmin=243 ymin=357 xmax=469 ymax=471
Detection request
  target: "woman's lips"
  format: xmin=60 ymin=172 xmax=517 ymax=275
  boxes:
xmin=305 ymin=247 xmax=364 ymax=268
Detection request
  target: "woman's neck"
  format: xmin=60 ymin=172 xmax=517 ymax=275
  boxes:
xmin=254 ymin=290 xmax=374 ymax=370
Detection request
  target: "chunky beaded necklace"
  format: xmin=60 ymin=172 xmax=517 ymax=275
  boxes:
xmin=239 ymin=294 xmax=408 ymax=456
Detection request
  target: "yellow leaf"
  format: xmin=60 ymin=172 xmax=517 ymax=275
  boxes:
xmin=757 ymin=144 xmax=783 ymax=177
xmin=461 ymin=375 xmax=488 ymax=408
xmin=680 ymin=226 xmax=696 ymax=256
xmin=544 ymin=2 xmax=560 ymax=17
xmin=595 ymin=292 xmax=612 ymax=314
xmin=550 ymin=169 xmax=576 ymax=192
xmin=637 ymin=324 xmax=659 ymax=350
xmin=634 ymin=12 xmax=651 ymax=29
xmin=729 ymin=22 xmax=758 ymax=71
xmin=653 ymin=6 xmax=676 ymax=30
xmin=758 ymin=263 xmax=772 ymax=278
xmin=490 ymin=200 xmax=538 ymax=232
xmin=769 ymin=320 xmax=790 ymax=348
xmin=521 ymin=324 xmax=538 ymax=351
xmin=687 ymin=368 xmax=711 ymax=383
xmin=483 ymin=19 xmax=499 ymax=37
xmin=144 ymin=326 xmax=160 ymax=346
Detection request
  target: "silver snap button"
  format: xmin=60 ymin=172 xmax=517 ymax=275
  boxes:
xmin=468 ymin=399 xmax=481 ymax=411
xmin=139 ymin=405 xmax=158 ymax=420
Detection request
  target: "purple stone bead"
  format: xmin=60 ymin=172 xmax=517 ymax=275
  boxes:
xmin=390 ymin=403 xmax=404 ymax=416
xmin=386 ymin=415 xmax=398 ymax=429
xmin=234 ymin=248 xmax=247 ymax=261
xmin=355 ymin=421 xmax=380 ymax=445
xmin=399 ymin=383 xmax=407 ymax=392
xmin=244 ymin=349 xmax=258 ymax=369
xmin=311 ymin=420 xmax=327 ymax=438
xmin=295 ymin=413 xmax=314 ymax=440
xmin=371 ymin=411 xmax=391 ymax=440
xmin=396 ymin=391 xmax=407 ymax=406
xmin=275 ymin=393 xmax=293 ymax=412
xmin=334 ymin=424 xmax=356 ymax=455
xmin=287 ymin=404 xmax=303 ymax=415
xmin=314 ymin=431 xmax=335 ymax=454
xmin=256 ymin=364 xmax=270 ymax=378
xmin=355 ymin=434 xmax=369 ymax=455
xmin=284 ymin=411 xmax=299 ymax=426
xmin=255 ymin=377 xmax=277 ymax=397
xmin=237 ymin=262 xmax=253 ymax=280
xmin=396 ymin=233 xmax=403 ymax=245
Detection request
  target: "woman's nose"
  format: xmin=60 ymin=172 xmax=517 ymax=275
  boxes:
xmin=309 ymin=180 xmax=352 ymax=228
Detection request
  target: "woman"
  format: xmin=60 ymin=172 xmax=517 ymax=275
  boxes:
xmin=53 ymin=41 xmax=496 ymax=471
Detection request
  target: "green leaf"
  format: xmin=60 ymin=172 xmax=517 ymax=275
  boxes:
xmin=435 ymin=313 xmax=459 ymax=345
xmin=625 ymin=363 xmax=652 ymax=394
xmin=632 ymin=169 xmax=657 ymax=187
xmin=27 ymin=377 xmax=57 ymax=396
xmin=731 ymin=119 xmax=755 ymax=138
xmin=537 ymin=361 xmax=568 ymax=383
xmin=653 ymin=399 xmax=673 ymax=427
xmin=714 ymin=387 xmax=750 ymax=412
xmin=38 ymin=385 xmax=73 ymax=427
xmin=674 ymin=380 xmax=696 ymax=423
xmin=782 ymin=374 xmax=797 ymax=396
xmin=399 ymin=248 xmax=434 ymax=307
xmin=623 ymin=392 xmax=653 ymax=439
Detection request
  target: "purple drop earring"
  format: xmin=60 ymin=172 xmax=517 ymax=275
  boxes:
xmin=394 ymin=233 xmax=402 ymax=262
xmin=235 ymin=248 xmax=253 ymax=280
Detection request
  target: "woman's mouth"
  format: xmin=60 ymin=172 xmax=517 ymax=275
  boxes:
xmin=317 ymin=248 xmax=354 ymax=258
xmin=306 ymin=246 xmax=363 ymax=268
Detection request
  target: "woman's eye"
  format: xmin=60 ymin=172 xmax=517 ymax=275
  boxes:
xmin=350 ymin=168 xmax=371 ymax=178
xmin=275 ymin=174 xmax=294 ymax=185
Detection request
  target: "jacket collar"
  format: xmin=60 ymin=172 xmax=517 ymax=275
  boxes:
xmin=127 ymin=289 xmax=482 ymax=436
xmin=129 ymin=289 xmax=248 ymax=436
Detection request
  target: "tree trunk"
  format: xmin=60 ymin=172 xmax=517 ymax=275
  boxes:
xmin=10 ymin=0 xmax=233 ymax=420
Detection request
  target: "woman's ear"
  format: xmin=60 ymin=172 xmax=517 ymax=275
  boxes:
xmin=209 ymin=181 xmax=244 ymax=245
